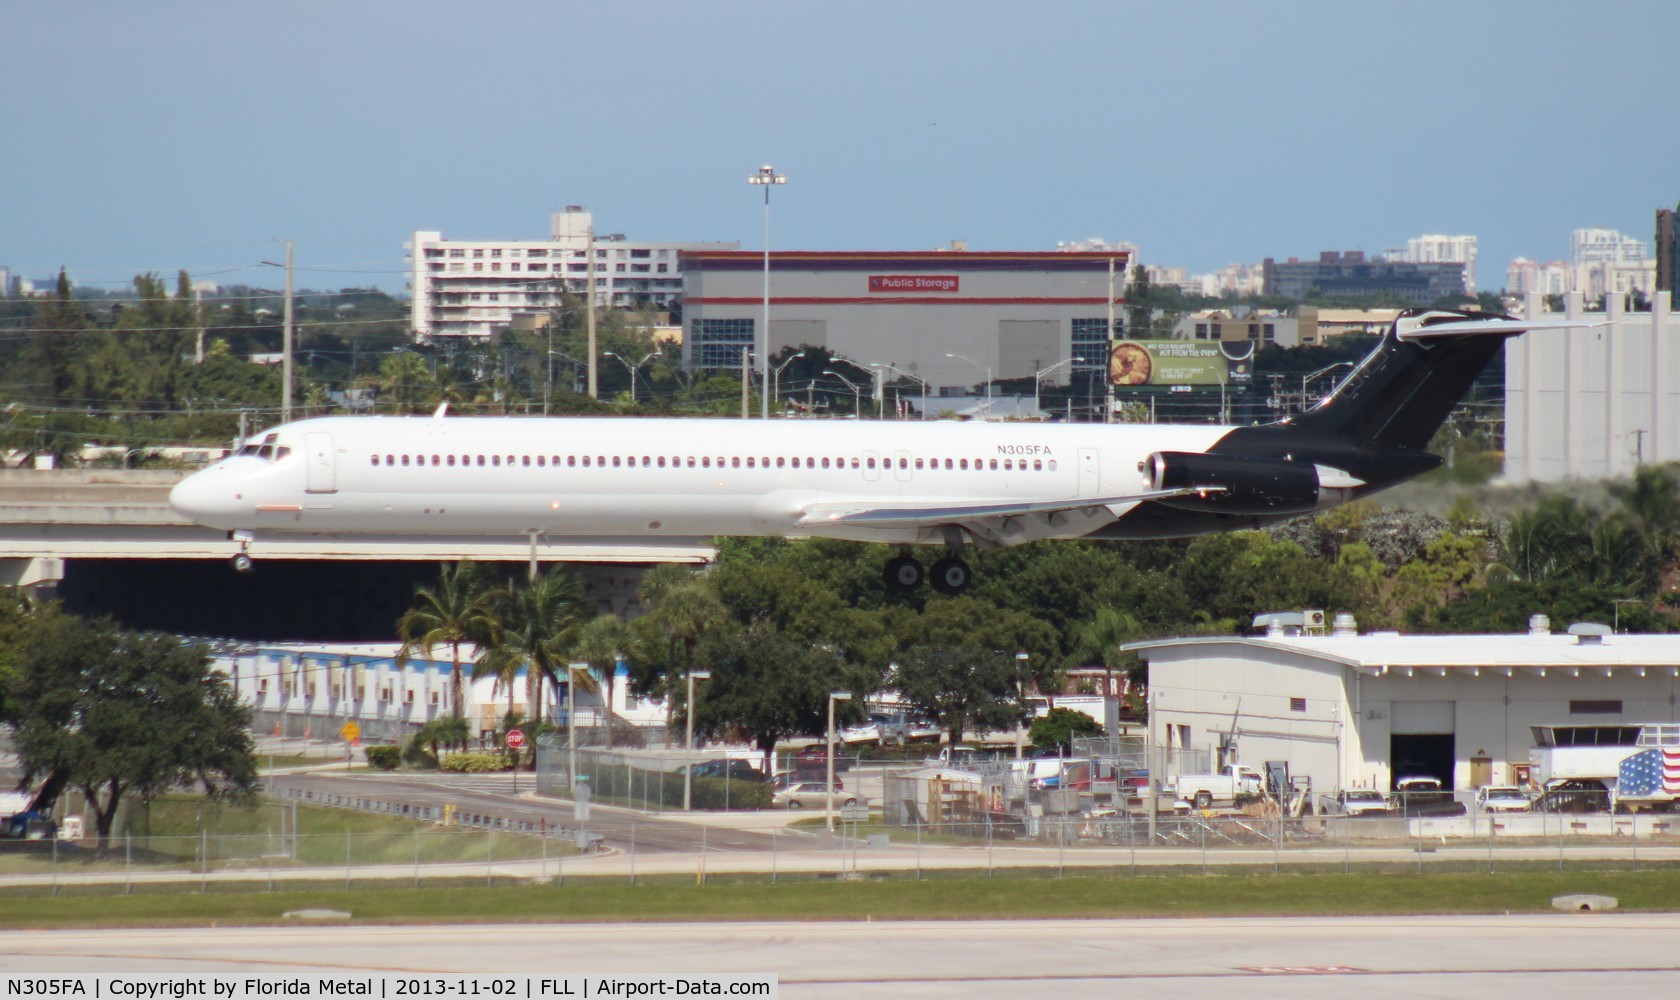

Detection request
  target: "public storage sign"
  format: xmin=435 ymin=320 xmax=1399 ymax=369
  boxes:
xmin=869 ymin=275 xmax=959 ymax=293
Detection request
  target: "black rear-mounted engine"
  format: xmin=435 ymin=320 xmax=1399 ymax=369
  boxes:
xmin=1145 ymin=452 xmax=1320 ymax=515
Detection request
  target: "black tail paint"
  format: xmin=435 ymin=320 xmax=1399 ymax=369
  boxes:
xmin=1281 ymin=309 xmax=1516 ymax=451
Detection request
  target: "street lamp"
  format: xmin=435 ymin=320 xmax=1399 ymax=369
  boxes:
xmin=870 ymin=362 xmax=932 ymax=420
xmin=827 ymin=690 xmax=852 ymax=832
xmin=682 ymin=670 xmax=713 ymax=811
xmin=946 ymin=352 xmax=993 ymax=417
xmin=747 ymin=164 xmax=787 ymax=420
xmin=547 ymin=349 xmax=587 ymax=407
xmin=1301 ymin=361 xmax=1356 ymax=412
xmin=1032 ymin=357 xmax=1085 ymax=418
xmin=603 ymin=349 xmax=662 ymax=403
xmin=823 ymin=370 xmax=862 ymax=417
xmin=771 ymin=351 xmax=806 ymax=414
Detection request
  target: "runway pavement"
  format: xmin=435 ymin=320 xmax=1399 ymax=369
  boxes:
xmin=1 ymin=915 xmax=1676 ymax=998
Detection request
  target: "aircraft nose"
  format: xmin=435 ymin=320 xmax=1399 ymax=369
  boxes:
xmin=169 ymin=466 xmax=251 ymax=529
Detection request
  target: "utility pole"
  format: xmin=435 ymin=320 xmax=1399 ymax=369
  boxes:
xmin=586 ymin=227 xmax=598 ymax=399
xmin=1105 ymin=256 xmax=1117 ymax=424
xmin=740 ymin=348 xmax=750 ymax=419
xmin=282 ymin=239 xmax=294 ymax=424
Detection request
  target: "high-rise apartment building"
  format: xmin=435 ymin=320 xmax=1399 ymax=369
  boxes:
xmin=407 ymin=207 xmax=735 ymax=340
xmin=1569 ymin=227 xmax=1654 ymax=300
xmin=1384 ymin=234 xmax=1478 ymax=292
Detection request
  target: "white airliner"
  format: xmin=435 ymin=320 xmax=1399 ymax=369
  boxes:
xmin=169 ymin=310 xmax=1553 ymax=593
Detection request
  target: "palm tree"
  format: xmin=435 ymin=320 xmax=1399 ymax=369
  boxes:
xmin=478 ymin=568 xmax=589 ymax=725
xmin=640 ymin=569 xmax=726 ymax=732
xmin=1067 ymin=606 xmax=1144 ymax=717
xmin=396 ymin=561 xmax=499 ymax=723
xmin=571 ymin=613 xmax=635 ymax=749
xmin=413 ymin=714 xmax=470 ymax=766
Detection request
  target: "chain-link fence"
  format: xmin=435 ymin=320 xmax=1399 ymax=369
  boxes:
xmin=535 ymin=736 xmax=772 ymax=811
xmin=3 ymin=809 xmax=1677 ymax=898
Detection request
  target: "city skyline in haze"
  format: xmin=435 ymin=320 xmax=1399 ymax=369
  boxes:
xmin=3 ymin=1 xmax=1677 ymax=294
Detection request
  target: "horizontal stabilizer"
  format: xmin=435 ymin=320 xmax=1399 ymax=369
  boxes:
xmin=798 ymin=486 xmax=1224 ymax=529
xmin=1396 ymin=317 xmax=1604 ymax=342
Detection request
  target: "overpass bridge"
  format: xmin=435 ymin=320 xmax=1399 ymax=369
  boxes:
xmin=0 ymin=469 xmax=714 ymax=638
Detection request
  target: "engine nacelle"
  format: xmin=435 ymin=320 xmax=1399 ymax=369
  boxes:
xmin=1145 ymin=451 xmax=1321 ymax=515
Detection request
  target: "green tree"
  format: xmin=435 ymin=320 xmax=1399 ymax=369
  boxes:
xmin=691 ymin=619 xmax=863 ymax=771
xmin=638 ymin=565 xmax=727 ymax=728
xmin=6 ymin=609 xmax=255 ymax=854
xmin=571 ymin=613 xmax=636 ymax=748
xmin=478 ymin=568 xmax=589 ymax=725
xmin=397 ymin=561 xmax=499 ymax=720
xmin=1029 ymin=706 xmax=1104 ymax=751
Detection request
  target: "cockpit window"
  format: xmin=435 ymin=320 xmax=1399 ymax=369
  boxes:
xmin=257 ymin=445 xmax=273 ymax=460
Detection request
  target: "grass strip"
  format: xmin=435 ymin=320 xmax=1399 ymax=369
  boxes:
xmin=1 ymin=868 xmax=1677 ymax=928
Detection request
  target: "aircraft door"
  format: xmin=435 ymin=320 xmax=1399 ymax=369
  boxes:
xmin=1077 ymin=447 xmax=1100 ymax=497
xmin=892 ymin=449 xmax=913 ymax=483
xmin=304 ymin=432 xmax=337 ymax=493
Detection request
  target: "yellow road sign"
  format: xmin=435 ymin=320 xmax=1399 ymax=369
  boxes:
xmin=339 ymin=720 xmax=361 ymax=742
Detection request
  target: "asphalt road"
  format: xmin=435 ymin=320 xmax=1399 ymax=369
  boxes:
xmin=2 ymin=915 xmax=1676 ymax=998
xmin=264 ymin=771 xmax=784 ymax=855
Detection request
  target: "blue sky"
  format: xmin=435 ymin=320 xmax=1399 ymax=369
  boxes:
xmin=4 ymin=0 xmax=1677 ymax=293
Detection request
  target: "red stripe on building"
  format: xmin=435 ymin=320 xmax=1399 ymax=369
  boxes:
xmin=687 ymin=296 xmax=1114 ymax=306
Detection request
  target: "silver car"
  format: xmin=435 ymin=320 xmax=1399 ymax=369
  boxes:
xmin=772 ymin=781 xmax=856 ymax=810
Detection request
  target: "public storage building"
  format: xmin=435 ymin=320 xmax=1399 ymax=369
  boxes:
xmin=1125 ymin=614 xmax=1680 ymax=796
xmin=679 ymin=248 xmax=1130 ymax=401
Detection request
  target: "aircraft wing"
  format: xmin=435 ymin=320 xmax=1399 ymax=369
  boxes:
xmin=796 ymin=486 xmax=1219 ymax=530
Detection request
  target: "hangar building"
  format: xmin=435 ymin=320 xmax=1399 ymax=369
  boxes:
xmin=1126 ymin=614 xmax=1680 ymax=795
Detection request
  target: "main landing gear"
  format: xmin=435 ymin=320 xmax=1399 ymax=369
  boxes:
xmin=883 ymin=551 xmax=972 ymax=595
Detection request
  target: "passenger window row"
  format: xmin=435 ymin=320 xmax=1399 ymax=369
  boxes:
xmin=367 ymin=452 xmax=1059 ymax=473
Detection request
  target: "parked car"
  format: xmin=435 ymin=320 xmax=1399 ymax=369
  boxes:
xmin=682 ymin=759 xmax=767 ymax=782
xmin=773 ymin=780 xmax=857 ymax=810
xmin=772 ymin=771 xmax=842 ymax=793
xmin=1475 ymin=786 xmax=1532 ymax=813
xmin=1391 ymin=776 xmax=1467 ymax=817
xmin=1324 ymin=789 xmax=1391 ymax=817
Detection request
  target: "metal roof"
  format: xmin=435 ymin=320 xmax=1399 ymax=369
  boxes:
xmin=1123 ymin=631 xmax=1680 ymax=672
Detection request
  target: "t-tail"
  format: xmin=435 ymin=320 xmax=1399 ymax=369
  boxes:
xmin=1280 ymin=309 xmax=1528 ymax=450
xmin=1104 ymin=310 xmax=1558 ymax=539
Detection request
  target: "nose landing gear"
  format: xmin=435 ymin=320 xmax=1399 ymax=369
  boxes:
xmin=230 ymin=530 xmax=255 ymax=573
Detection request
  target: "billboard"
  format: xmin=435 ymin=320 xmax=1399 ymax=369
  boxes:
xmin=1108 ymin=340 xmax=1253 ymax=387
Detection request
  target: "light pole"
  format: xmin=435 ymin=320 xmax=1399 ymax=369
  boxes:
xmin=946 ymin=352 xmax=993 ymax=417
xmin=1015 ymin=651 xmax=1030 ymax=760
xmin=823 ymin=370 xmax=862 ymax=417
xmin=827 ymin=690 xmax=852 ymax=832
xmin=682 ymin=670 xmax=713 ymax=811
xmin=771 ymin=351 xmax=806 ymax=415
xmin=870 ymin=362 xmax=932 ymax=420
xmin=747 ymin=164 xmax=786 ymax=420
xmin=548 ymin=349 xmax=587 ymax=399
xmin=1300 ymin=361 xmax=1356 ymax=412
xmin=1032 ymin=357 xmax=1085 ymax=417
xmin=603 ymin=349 xmax=662 ymax=403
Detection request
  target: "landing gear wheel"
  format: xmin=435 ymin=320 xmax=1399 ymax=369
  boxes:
xmin=231 ymin=553 xmax=255 ymax=574
xmin=930 ymin=557 xmax=971 ymax=595
xmin=883 ymin=555 xmax=924 ymax=591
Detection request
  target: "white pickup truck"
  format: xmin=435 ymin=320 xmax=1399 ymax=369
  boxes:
xmin=1169 ymin=764 xmax=1265 ymax=809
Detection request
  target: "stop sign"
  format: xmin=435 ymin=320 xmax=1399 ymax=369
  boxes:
xmin=506 ymin=728 xmax=526 ymax=749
